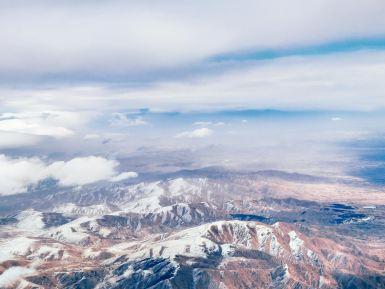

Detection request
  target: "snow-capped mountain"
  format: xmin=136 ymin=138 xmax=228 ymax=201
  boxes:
xmin=0 ymin=172 xmax=384 ymax=288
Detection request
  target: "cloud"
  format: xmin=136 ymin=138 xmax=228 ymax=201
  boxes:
xmin=0 ymin=131 xmax=41 ymax=148
xmin=0 ymin=155 xmax=47 ymax=196
xmin=175 ymin=128 xmax=213 ymax=138
xmin=111 ymin=50 xmax=385 ymax=111
xmin=84 ymin=133 xmax=101 ymax=140
xmin=0 ymin=110 xmax=98 ymax=148
xmin=2 ymin=50 xmax=384 ymax=114
xmin=0 ymin=1 xmax=384 ymax=79
xmin=193 ymin=121 xmax=212 ymax=126
xmin=0 ymin=155 xmax=137 ymax=196
xmin=193 ymin=121 xmax=225 ymax=127
xmin=110 ymin=171 xmax=138 ymax=182
xmin=47 ymin=156 xmax=119 ymax=186
xmin=0 ymin=266 xmax=35 ymax=288
xmin=0 ymin=118 xmax=73 ymax=137
xmin=109 ymin=113 xmax=148 ymax=127
xmin=0 ymin=111 xmax=94 ymax=138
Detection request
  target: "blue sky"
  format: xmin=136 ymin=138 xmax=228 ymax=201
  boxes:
xmin=211 ymin=38 xmax=385 ymax=62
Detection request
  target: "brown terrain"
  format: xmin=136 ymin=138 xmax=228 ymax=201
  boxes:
xmin=0 ymin=171 xmax=384 ymax=289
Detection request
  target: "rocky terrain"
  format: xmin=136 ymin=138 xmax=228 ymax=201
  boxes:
xmin=0 ymin=169 xmax=384 ymax=288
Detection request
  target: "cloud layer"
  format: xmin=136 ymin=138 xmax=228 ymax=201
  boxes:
xmin=120 ymin=51 xmax=385 ymax=111
xmin=0 ymin=0 xmax=384 ymax=79
xmin=3 ymin=50 xmax=384 ymax=113
xmin=0 ymin=155 xmax=137 ymax=196
xmin=175 ymin=128 xmax=213 ymax=138
xmin=0 ymin=0 xmax=384 ymax=177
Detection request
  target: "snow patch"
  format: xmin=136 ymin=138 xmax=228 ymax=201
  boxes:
xmin=167 ymin=178 xmax=200 ymax=196
xmin=28 ymin=244 xmax=62 ymax=261
xmin=122 ymin=182 xmax=164 ymax=213
xmin=45 ymin=217 xmax=91 ymax=244
xmin=15 ymin=209 xmax=44 ymax=232
xmin=0 ymin=266 xmax=35 ymax=288
xmin=288 ymin=231 xmax=304 ymax=261
xmin=0 ymin=237 xmax=36 ymax=262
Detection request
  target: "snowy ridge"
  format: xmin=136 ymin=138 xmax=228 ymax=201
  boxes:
xmin=167 ymin=178 xmax=202 ymax=196
xmin=44 ymin=217 xmax=92 ymax=245
xmin=1 ymin=174 xmax=384 ymax=289
xmin=106 ymin=221 xmax=315 ymax=266
xmin=121 ymin=181 xmax=165 ymax=213
xmin=120 ymin=178 xmax=206 ymax=214
xmin=55 ymin=203 xmax=115 ymax=217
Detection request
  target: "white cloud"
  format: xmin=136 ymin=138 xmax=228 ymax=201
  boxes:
xmin=0 ymin=155 xmax=47 ymax=196
xmin=175 ymin=128 xmax=213 ymax=138
xmin=193 ymin=121 xmax=212 ymax=126
xmin=109 ymin=113 xmax=148 ymax=127
xmin=0 ymin=266 xmax=35 ymax=288
xmin=1 ymin=50 xmax=385 ymax=114
xmin=193 ymin=121 xmax=225 ymax=127
xmin=0 ymin=118 xmax=73 ymax=137
xmin=84 ymin=133 xmax=101 ymax=140
xmin=0 ymin=1 xmax=384 ymax=77
xmin=47 ymin=156 xmax=119 ymax=187
xmin=113 ymin=50 xmax=385 ymax=111
xmin=0 ymin=131 xmax=41 ymax=148
xmin=0 ymin=155 xmax=137 ymax=196
xmin=1 ymin=87 xmax=111 ymax=112
xmin=110 ymin=171 xmax=138 ymax=182
xmin=0 ymin=110 xmax=95 ymax=139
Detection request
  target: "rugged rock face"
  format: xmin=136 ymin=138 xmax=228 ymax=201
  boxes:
xmin=1 ymin=174 xmax=385 ymax=289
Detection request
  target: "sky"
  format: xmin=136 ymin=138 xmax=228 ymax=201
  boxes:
xmin=1 ymin=0 xmax=385 ymax=195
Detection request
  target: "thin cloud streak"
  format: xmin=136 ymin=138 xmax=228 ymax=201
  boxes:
xmin=175 ymin=128 xmax=213 ymax=139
